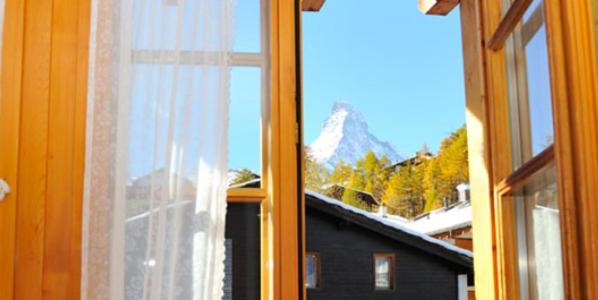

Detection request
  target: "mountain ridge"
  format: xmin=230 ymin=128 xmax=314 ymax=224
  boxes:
xmin=309 ymin=101 xmax=402 ymax=169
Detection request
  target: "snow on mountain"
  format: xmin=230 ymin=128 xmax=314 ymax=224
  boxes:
xmin=309 ymin=101 xmax=403 ymax=169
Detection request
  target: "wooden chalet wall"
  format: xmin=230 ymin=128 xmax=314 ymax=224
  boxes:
xmin=225 ymin=203 xmax=262 ymax=300
xmin=305 ymin=207 xmax=470 ymax=299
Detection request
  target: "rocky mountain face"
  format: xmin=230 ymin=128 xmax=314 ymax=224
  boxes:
xmin=309 ymin=101 xmax=402 ymax=169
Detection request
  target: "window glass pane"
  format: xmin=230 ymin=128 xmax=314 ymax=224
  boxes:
xmin=510 ymin=164 xmax=564 ymax=299
xmin=374 ymin=256 xmax=391 ymax=289
xmin=235 ymin=0 xmax=261 ymax=53
xmin=305 ymin=254 xmax=318 ymax=289
xmin=125 ymin=64 xmax=222 ymax=217
xmin=505 ymin=0 xmax=554 ymax=168
xmin=229 ymin=67 xmax=262 ymax=187
xmin=132 ymin=0 xmax=235 ymax=52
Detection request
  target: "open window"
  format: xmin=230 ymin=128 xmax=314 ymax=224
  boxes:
xmin=492 ymin=0 xmax=564 ymax=298
xmin=459 ymin=0 xmax=598 ymax=297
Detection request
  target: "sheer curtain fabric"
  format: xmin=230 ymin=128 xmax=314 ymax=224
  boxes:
xmin=82 ymin=0 xmax=236 ymax=299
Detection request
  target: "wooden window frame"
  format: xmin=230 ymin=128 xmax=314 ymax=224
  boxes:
xmin=0 ymin=0 xmax=304 ymax=299
xmin=372 ymin=253 xmax=396 ymax=291
xmin=305 ymin=252 xmax=320 ymax=289
xmin=459 ymin=0 xmax=598 ymax=299
xmin=490 ymin=1 xmax=566 ymax=298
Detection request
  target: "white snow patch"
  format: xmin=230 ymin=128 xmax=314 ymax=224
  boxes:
xmin=309 ymin=101 xmax=402 ymax=168
xmin=305 ymin=189 xmax=473 ymax=258
xmin=405 ymin=202 xmax=472 ymax=236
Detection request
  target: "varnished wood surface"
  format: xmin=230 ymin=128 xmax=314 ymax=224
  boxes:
xmin=419 ymin=0 xmax=460 ymax=16
xmin=459 ymin=1 xmax=498 ymax=299
xmin=487 ymin=0 xmax=533 ymax=51
xmin=545 ymin=0 xmax=598 ymax=298
xmin=0 ymin=0 xmax=25 ymax=298
xmin=302 ymin=0 xmax=325 ymax=12
xmin=495 ymin=145 xmax=554 ymax=195
xmin=0 ymin=0 xmax=90 ymax=298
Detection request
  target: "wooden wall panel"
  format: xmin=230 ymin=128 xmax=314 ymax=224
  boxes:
xmin=13 ymin=0 xmax=53 ymax=297
xmin=0 ymin=0 xmax=90 ymax=298
xmin=0 ymin=0 xmax=25 ymax=298
xmin=43 ymin=0 xmax=89 ymax=298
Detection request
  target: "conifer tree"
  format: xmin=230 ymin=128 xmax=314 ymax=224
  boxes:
xmin=383 ymin=160 xmax=426 ymax=218
xmin=304 ymin=147 xmax=330 ymax=192
xmin=423 ymin=126 xmax=469 ymax=210
xmin=230 ymin=168 xmax=259 ymax=186
xmin=339 ymin=151 xmax=391 ymax=211
xmin=329 ymin=159 xmax=352 ymax=185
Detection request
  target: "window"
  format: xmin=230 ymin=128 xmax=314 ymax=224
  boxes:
xmin=504 ymin=0 xmax=554 ymax=167
xmin=305 ymin=252 xmax=320 ymax=289
xmin=488 ymin=0 xmax=566 ymax=298
xmin=509 ymin=163 xmax=563 ymax=299
xmin=373 ymin=253 xmax=395 ymax=290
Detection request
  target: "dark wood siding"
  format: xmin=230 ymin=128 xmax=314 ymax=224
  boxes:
xmin=225 ymin=203 xmax=261 ymax=300
xmin=306 ymin=208 xmax=465 ymax=300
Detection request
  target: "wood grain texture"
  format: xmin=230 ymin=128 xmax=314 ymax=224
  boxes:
xmin=13 ymin=0 xmax=53 ymax=297
xmin=544 ymin=0 xmax=598 ymax=298
xmin=302 ymin=0 xmax=325 ymax=12
xmin=0 ymin=0 xmax=25 ymax=298
xmin=0 ymin=0 xmax=90 ymax=298
xmin=487 ymin=0 xmax=533 ymax=51
xmin=227 ymin=188 xmax=267 ymax=202
xmin=481 ymin=0 xmax=521 ymax=297
xmin=265 ymin=0 xmax=280 ymax=298
xmin=278 ymin=0 xmax=300 ymax=299
xmin=42 ymin=0 xmax=90 ymax=298
xmin=69 ymin=0 xmax=90 ymax=297
xmin=459 ymin=1 xmax=498 ymax=298
xmin=495 ymin=145 xmax=554 ymax=195
xmin=419 ymin=0 xmax=460 ymax=16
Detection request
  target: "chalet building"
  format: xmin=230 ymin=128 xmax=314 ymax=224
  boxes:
xmin=407 ymin=183 xmax=473 ymax=251
xmin=304 ymin=191 xmax=473 ymax=300
xmin=386 ymin=152 xmax=433 ymax=173
xmin=226 ymin=179 xmax=473 ymax=300
xmin=320 ymin=183 xmax=380 ymax=211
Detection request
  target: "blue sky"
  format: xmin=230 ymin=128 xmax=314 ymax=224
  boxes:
xmin=227 ymin=0 xmax=468 ymax=172
xmin=301 ymin=0 xmax=467 ymax=157
xmin=126 ymin=0 xmax=467 ymax=176
xmin=125 ymin=0 xmax=554 ymax=177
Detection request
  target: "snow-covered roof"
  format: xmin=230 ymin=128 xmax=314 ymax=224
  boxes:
xmin=229 ymin=178 xmax=261 ymax=189
xmin=405 ymin=201 xmax=472 ymax=236
xmin=305 ymin=189 xmax=473 ymax=258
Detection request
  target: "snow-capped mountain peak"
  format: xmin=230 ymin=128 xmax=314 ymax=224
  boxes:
xmin=309 ymin=101 xmax=402 ymax=168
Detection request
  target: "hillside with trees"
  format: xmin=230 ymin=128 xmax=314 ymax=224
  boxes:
xmin=305 ymin=126 xmax=469 ymax=218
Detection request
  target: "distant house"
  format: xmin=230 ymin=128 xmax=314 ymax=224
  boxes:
xmin=227 ymin=179 xmax=473 ymax=299
xmin=387 ymin=152 xmax=433 ymax=173
xmin=305 ymin=190 xmax=473 ymax=300
xmin=406 ymin=183 xmax=473 ymax=251
xmin=126 ymin=175 xmax=473 ymax=299
xmin=321 ymin=183 xmax=380 ymax=211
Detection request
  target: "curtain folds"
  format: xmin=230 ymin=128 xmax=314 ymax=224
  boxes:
xmin=82 ymin=0 xmax=236 ymax=299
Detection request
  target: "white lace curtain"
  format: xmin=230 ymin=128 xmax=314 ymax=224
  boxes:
xmin=82 ymin=0 xmax=236 ymax=299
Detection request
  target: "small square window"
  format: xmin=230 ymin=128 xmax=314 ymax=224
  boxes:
xmin=305 ymin=253 xmax=320 ymax=289
xmin=373 ymin=254 xmax=395 ymax=290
